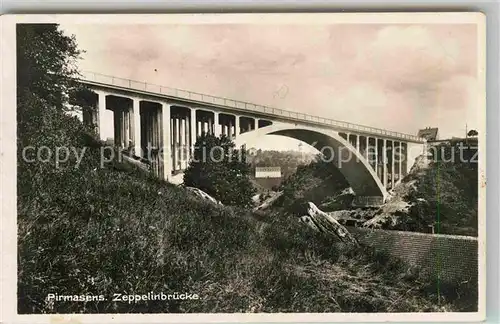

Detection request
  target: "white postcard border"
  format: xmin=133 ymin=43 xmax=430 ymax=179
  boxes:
xmin=0 ymin=12 xmax=487 ymax=323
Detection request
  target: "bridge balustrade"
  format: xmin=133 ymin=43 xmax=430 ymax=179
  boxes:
xmin=79 ymin=71 xmax=424 ymax=143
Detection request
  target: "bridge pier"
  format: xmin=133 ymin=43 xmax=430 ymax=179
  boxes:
xmin=133 ymin=99 xmax=141 ymax=156
xmin=196 ymin=113 xmax=202 ymax=137
xmin=180 ymin=116 xmax=187 ymax=169
xmin=401 ymin=142 xmax=407 ymax=178
xmin=240 ymin=116 xmax=256 ymax=134
xmin=393 ymin=141 xmax=399 ymax=184
xmin=88 ymin=91 xmax=171 ymax=179
xmin=93 ymin=91 xmax=116 ymax=142
xmin=235 ymin=115 xmax=240 ymax=138
xmin=95 ymin=95 xmax=134 ymax=149
xmin=196 ymin=110 xmax=214 ymax=136
xmin=391 ymin=140 xmax=395 ymax=188
xmin=399 ymin=142 xmax=403 ymax=181
xmin=365 ymin=136 xmax=371 ymax=164
xmin=214 ymin=112 xmax=220 ymax=137
xmin=111 ymin=99 xmax=131 ymax=149
xmin=337 ymin=132 xmax=406 ymax=192
xmin=139 ymin=101 xmax=162 ymax=175
xmin=170 ymin=106 xmax=192 ymax=173
xmin=96 ymin=91 xmax=107 ymax=141
xmin=191 ymin=108 xmax=197 ymax=149
xmin=172 ymin=115 xmax=178 ymax=171
xmin=347 ymin=133 xmax=355 ymax=148
xmin=219 ymin=113 xmax=237 ymax=138
xmin=383 ymin=139 xmax=388 ymax=188
xmin=161 ymin=103 xmax=172 ymax=180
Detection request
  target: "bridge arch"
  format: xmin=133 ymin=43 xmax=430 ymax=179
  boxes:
xmin=234 ymin=123 xmax=389 ymax=203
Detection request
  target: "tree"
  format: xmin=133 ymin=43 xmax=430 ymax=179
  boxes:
xmin=17 ymin=24 xmax=81 ymax=108
xmin=16 ymin=24 xmax=95 ymax=200
xmin=17 ymin=24 xmax=85 ymax=147
xmin=467 ymin=129 xmax=478 ymax=137
xmin=16 ymin=24 xmax=100 ymax=314
xmin=183 ymin=133 xmax=256 ymax=207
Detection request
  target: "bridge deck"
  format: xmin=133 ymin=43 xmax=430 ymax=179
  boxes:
xmin=78 ymin=71 xmax=425 ymax=143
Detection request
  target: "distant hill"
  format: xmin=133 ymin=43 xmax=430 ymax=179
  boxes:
xmin=246 ymin=149 xmax=316 ymax=179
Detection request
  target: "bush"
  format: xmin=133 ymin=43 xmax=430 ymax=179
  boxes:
xmin=183 ymin=133 xmax=256 ymax=207
xmin=276 ymin=159 xmax=349 ymax=214
xmin=400 ymin=159 xmax=478 ymax=236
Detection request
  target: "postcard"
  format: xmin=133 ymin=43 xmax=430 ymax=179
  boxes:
xmin=0 ymin=12 xmax=486 ymax=323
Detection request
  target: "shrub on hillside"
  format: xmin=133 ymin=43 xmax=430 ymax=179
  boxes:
xmin=401 ymin=160 xmax=478 ymax=236
xmin=395 ymin=143 xmax=478 ymax=236
xmin=276 ymin=158 xmax=350 ymax=214
xmin=183 ymin=133 xmax=256 ymax=207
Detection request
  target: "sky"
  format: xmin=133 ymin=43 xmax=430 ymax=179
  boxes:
xmin=60 ymin=22 xmax=480 ymax=151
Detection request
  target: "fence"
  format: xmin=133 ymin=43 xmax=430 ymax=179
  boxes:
xmin=349 ymin=227 xmax=478 ymax=287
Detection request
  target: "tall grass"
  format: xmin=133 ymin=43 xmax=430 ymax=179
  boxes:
xmin=18 ymin=150 xmax=470 ymax=313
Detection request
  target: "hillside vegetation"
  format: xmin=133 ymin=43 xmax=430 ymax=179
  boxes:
xmin=17 ymin=24 xmax=476 ymax=314
xmin=365 ymin=149 xmax=478 ymax=236
xmin=19 ymin=129 xmax=472 ymax=313
xmin=274 ymin=157 xmax=352 ymax=213
xmin=401 ymin=144 xmax=478 ymax=236
xmin=272 ymin=151 xmax=478 ymax=236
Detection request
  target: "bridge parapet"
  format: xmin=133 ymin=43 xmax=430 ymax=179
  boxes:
xmin=78 ymin=71 xmax=425 ymax=143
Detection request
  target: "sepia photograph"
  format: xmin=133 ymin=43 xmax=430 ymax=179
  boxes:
xmin=1 ymin=12 xmax=486 ymax=322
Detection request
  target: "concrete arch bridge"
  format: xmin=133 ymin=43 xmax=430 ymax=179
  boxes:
xmin=75 ymin=71 xmax=425 ymax=206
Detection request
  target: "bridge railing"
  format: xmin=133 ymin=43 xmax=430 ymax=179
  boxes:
xmin=79 ymin=71 xmax=424 ymax=142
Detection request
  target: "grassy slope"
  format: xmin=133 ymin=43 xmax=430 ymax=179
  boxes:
xmin=18 ymin=135 xmax=474 ymax=314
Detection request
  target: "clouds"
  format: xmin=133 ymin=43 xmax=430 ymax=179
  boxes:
xmin=345 ymin=24 xmax=478 ymax=135
xmin=61 ymin=22 xmax=479 ymax=143
xmin=357 ymin=25 xmax=473 ymax=90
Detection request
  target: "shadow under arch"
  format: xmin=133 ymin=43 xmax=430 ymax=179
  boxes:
xmin=234 ymin=123 xmax=389 ymax=202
